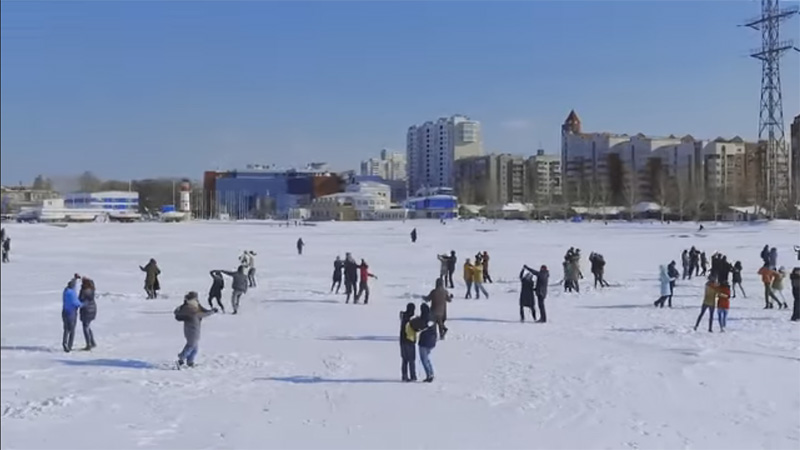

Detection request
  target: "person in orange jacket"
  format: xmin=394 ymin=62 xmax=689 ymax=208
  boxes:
xmin=758 ymin=264 xmax=782 ymax=309
xmin=716 ymin=281 xmax=731 ymax=332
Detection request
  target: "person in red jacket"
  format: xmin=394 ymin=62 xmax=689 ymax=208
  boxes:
xmin=355 ymin=259 xmax=377 ymax=304
xmin=716 ymin=281 xmax=731 ymax=332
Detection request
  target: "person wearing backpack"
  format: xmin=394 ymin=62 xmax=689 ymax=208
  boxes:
xmin=174 ymin=291 xmax=217 ymax=368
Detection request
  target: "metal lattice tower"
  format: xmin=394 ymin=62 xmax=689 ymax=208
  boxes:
xmin=744 ymin=0 xmax=799 ymax=216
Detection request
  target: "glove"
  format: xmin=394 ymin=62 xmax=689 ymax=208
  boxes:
xmin=212 ymin=308 xmax=219 ymax=313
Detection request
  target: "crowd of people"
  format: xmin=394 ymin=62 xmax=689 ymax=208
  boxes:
xmin=42 ymin=224 xmax=800 ymax=375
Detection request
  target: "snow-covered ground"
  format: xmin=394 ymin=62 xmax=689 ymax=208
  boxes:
xmin=1 ymin=220 xmax=798 ymax=449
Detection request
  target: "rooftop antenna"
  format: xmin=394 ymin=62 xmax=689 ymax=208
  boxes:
xmin=743 ymin=0 xmax=799 ymax=216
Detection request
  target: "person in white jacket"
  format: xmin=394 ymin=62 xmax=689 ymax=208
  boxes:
xmin=239 ymin=251 xmax=257 ymax=288
xmin=654 ymin=265 xmax=675 ymax=308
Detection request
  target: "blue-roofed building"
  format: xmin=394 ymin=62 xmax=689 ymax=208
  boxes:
xmin=405 ymin=188 xmax=458 ymax=219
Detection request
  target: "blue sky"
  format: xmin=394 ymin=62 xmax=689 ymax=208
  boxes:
xmin=1 ymin=1 xmax=798 ymax=183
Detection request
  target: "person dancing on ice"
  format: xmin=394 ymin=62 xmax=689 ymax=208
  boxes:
xmin=731 ymin=261 xmax=746 ymax=298
xmin=463 ymin=258 xmax=475 ymax=299
xmin=208 ymin=270 xmax=225 ymax=313
xmin=139 ymin=259 xmax=160 ymax=299
xmin=519 ymin=266 xmax=537 ymax=321
xmin=330 ymin=256 xmax=343 ymax=294
xmin=174 ymin=291 xmax=217 ymax=368
xmin=344 ymin=253 xmax=358 ymax=303
xmin=415 ymin=304 xmax=437 ymax=383
xmin=758 ymin=264 xmax=783 ymax=309
xmin=354 ymin=259 xmax=377 ymax=304
xmin=220 ymin=266 xmax=249 ymax=314
xmin=399 ymin=303 xmax=417 ymax=382
xmin=423 ymin=278 xmax=452 ymax=340
xmin=716 ymin=281 xmax=731 ymax=332
xmin=523 ymin=264 xmax=549 ymax=323
xmin=694 ymin=276 xmax=719 ymax=332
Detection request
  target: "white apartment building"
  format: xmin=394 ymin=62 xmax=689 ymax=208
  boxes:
xmin=359 ymin=149 xmax=407 ymax=181
xmin=407 ymin=115 xmax=482 ymax=195
xmin=525 ymin=149 xmax=562 ymax=205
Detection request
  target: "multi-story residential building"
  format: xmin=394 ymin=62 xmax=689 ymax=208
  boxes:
xmin=406 ymin=115 xmax=482 ymax=195
xmin=454 ymin=153 xmax=526 ymax=205
xmin=701 ymin=137 xmax=747 ymax=206
xmin=359 ymin=149 xmax=407 ymax=182
xmin=498 ymin=154 xmax=526 ymax=204
xmin=524 ymin=149 xmax=562 ymax=206
xmin=791 ymin=114 xmax=800 ymax=207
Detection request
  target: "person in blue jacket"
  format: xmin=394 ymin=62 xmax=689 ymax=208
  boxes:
xmin=654 ymin=265 xmax=674 ymax=308
xmin=62 ymin=276 xmax=82 ymax=353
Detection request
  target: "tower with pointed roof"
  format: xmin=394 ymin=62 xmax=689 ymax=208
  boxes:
xmin=562 ymin=110 xmax=582 ymax=136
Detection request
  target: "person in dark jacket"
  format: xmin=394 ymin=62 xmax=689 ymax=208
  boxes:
xmin=220 ymin=266 xmax=248 ymax=314
xmin=174 ymin=291 xmax=216 ymax=368
xmin=667 ymin=261 xmax=680 ymax=304
xmin=768 ymin=247 xmax=778 ymax=270
xmin=79 ymin=277 xmax=97 ymax=350
xmin=1 ymin=237 xmax=9 ymax=263
xmin=790 ymin=267 xmax=800 ymax=322
xmin=410 ymin=228 xmax=417 ymax=243
xmin=330 ymin=256 xmax=343 ymax=294
xmin=590 ymin=253 xmax=609 ymax=288
xmin=139 ymin=259 xmax=160 ymax=299
xmin=700 ymin=252 xmax=708 ymax=276
xmin=423 ymin=278 xmax=451 ymax=339
xmin=297 ymin=238 xmax=305 ymax=255
xmin=343 ymin=253 xmax=358 ymax=303
xmin=681 ymin=249 xmax=690 ymax=280
xmin=62 ymin=276 xmax=82 ymax=353
xmin=399 ymin=303 xmax=417 ymax=382
xmin=760 ymin=245 xmax=770 ymax=267
xmin=445 ymin=250 xmax=457 ymax=289
xmin=717 ymin=255 xmax=732 ymax=284
xmin=731 ymin=261 xmax=745 ymax=298
xmin=524 ymin=264 xmax=549 ymax=323
xmin=481 ymin=251 xmax=492 ymax=283
xmin=519 ymin=267 xmax=536 ymax=322
xmin=208 ymin=270 xmax=225 ymax=312
xmin=709 ymin=253 xmax=720 ymax=281
xmin=416 ymin=303 xmax=437 ymax=383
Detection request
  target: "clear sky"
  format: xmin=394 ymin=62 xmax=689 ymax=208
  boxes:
xmin=1 ymin=0 xmax=798 ymax=184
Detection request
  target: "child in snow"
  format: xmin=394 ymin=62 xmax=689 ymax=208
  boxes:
xmin=399 ymin=303 xmax=417 ymax=382
xmin=694 ymin=277 xmax=719 ymax=332
xmin=174 ymin=291 xmax=217 ymax=368
xmin=415 ymin=304 xmax=437 ymax=383
xmin=208 ymin=270 xmax=225 ymax=312
xmin=716 ymin=281 xmax=731 ymax=332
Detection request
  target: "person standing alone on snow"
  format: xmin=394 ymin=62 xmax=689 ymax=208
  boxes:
xmin=61 ymin=276 xmax=82 ymax=352
xmin=399 ymin=303 xmax=417 ymax=382
xmin=78 ymin=277 xmax=97 ymax=350
xmin=445 ymin=251 xmax=457 ymax=289
xmin=174 ymin=291 xmax=217 ymax=368
xmin=1 ymin=237 xmax=10 ymax=263
xmin=410 ymin=228 xmax=417 ymax=243
xmin=220 ymin=266 xmax=249 ymax=314
xmin=139 ymin=259 xmax=160 ymax=299
xmin=297 ymin=238 xmax=305 ymax=255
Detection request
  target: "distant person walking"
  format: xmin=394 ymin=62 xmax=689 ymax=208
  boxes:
xmin=173 ymin=291 xmax=217 ymax=368
xmin=297 ymin=238 xmax=305 ymax=255
xmin=410 ymin=228 xmax=417 ymax=243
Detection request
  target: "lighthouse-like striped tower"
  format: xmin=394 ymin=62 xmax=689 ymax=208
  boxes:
xmin=179 ymin=180 xmax=192 ymax=218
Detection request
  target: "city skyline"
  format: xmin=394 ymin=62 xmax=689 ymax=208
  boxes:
xmin=1 ymin=1 xmax=799 ymax=183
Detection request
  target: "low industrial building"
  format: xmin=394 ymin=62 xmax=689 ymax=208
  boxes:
xmin=18 ymin=191 xmax=141 ymax=222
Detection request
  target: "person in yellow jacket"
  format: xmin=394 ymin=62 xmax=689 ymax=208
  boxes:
xmin=694 ymin=277 xmax=719 ymax=332
xmin=472 ymin=261 xmax=489 ymax=299
xmin=463 ymin=259 xmax=474 ymax=299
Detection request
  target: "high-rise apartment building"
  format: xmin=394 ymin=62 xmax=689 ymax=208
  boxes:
xmin=454 ymin=153 xmax=527 ymax=205
xmin=525 ymin=149 xmax=562 ymax=206
xmin=406 ymin=115 xmax=482 ymax=195
xmin=359 ymin=149 xmax=407 ymax=181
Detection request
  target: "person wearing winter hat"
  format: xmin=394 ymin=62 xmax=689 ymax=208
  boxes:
xmin=399 ymin=303 xmax=417 ymax=381
xmin=174 ymin=291 xmax=217 ymax=368
xmin=524 ymin=264 xmax=549 ymax=323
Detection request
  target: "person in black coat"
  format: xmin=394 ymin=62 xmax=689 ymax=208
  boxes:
xmin=700 ymin=252 xmax=708 ymax=276
xmin=343 ymin=253 xmax=358 ymax=303
xmin=410 ymin=228 xmax=417 ymax=243
xmin=667 ymin=261 xmax=680 ymax=305
xmin=208 ymin=270 xmax=225 ymax=312
xmin=524 ymin=264 xmax=549 ymax=323
xmin=760 ymin=245 xmax=770 ymax=267
xmin=717 ymin=255 xmax=732 ymax=284
xmin=689 ymin=247 xmax=700 ymax=278
xmin=519 ymin=267 xmax=536 ymax=322
xmin=681 ymin=250 xmax=690 ymax=280
xmin=790 ymin=268 xmax=800 ymax=322
xmin=731 ymin=261 xmax=745 ymax=298
xmin=79 ymin=278 xmax=98 ymax=350
xmin=331 ymin=256 xmax=343 ymax=294
xmin=445 ymin=251 xmax=457 ymax=289
xmin=399 ymin=303 xmax=417 ymax=382
xmin=416 ymin=304 xmax=437 ymax=383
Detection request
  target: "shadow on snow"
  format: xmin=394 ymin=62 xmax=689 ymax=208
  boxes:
xmin=1 ymin=345 xmax=55 ymax=353
xmin=256 ymin=375 xmax=400 ymax=384
xmin=449 ymin=317 xmax=519 ymax=324
xmin=319 ymin=336 xmax=395 ymax=342
xmin=269 ymin=299 xmax=339 ymax=305
xmin=57 ymin=358 xmax=155 ymax=369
